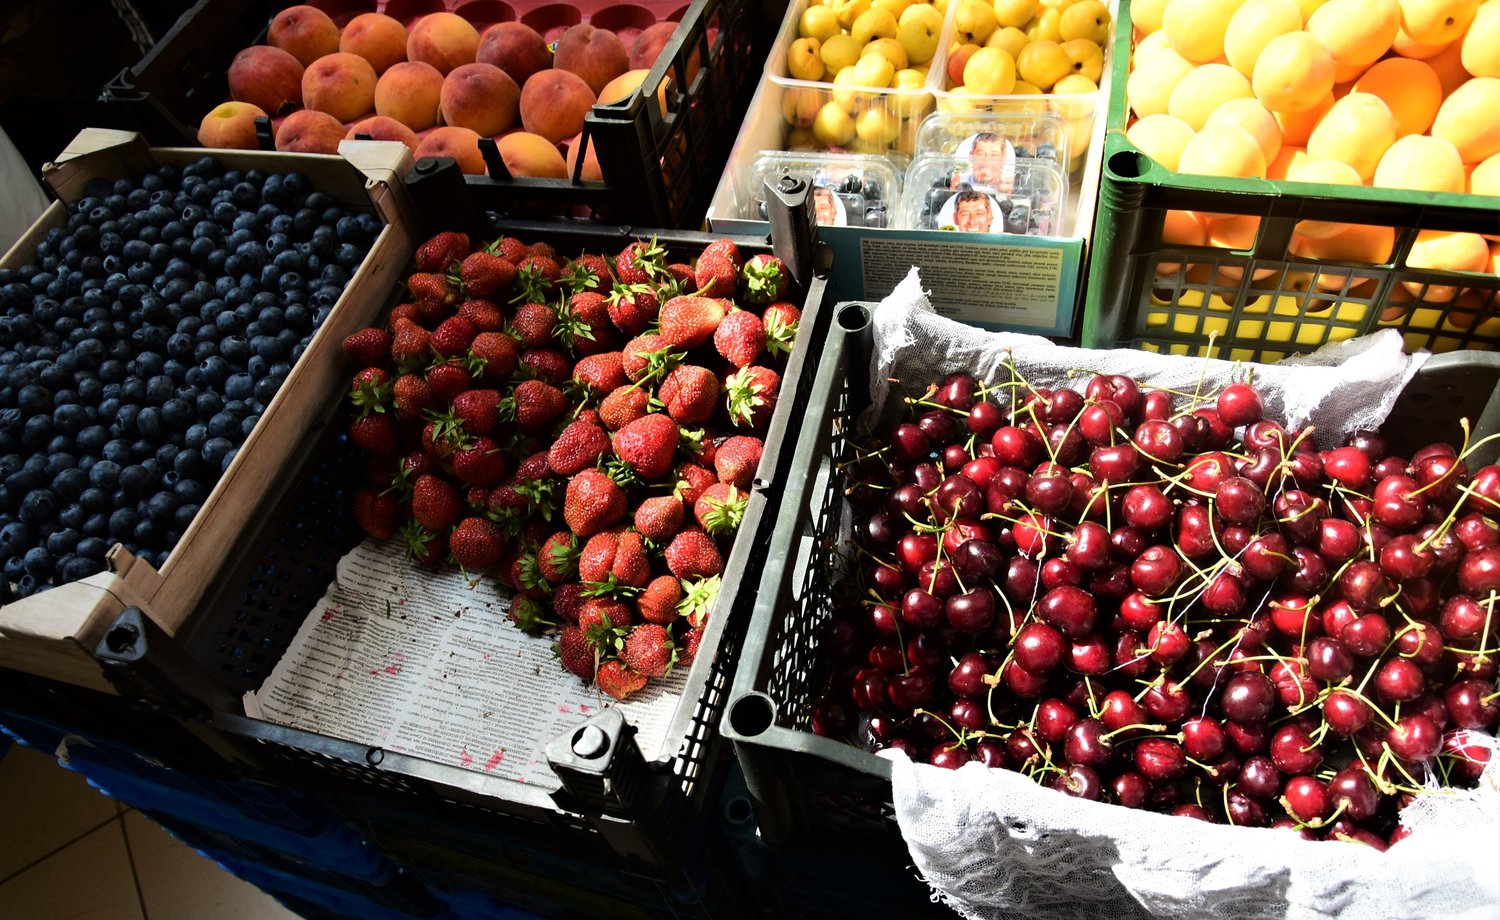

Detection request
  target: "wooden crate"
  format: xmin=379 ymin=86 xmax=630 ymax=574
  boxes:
xmin=0 ymin=129 xmax=417 ymax=692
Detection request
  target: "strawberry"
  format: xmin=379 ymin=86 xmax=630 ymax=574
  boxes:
xmin=634 ymin=495 xmax=685 ymax=543
xmin=453 ymin=436 xmax=508 ymax=485
xmin=678 ymin=575 xmax=719 ymax=629
xmin=350 ymin=413 xmax=399 ymax=455
xmin=366 ymin=453 xmax=398 ymax=487
xmin=496 ymin=237 xmax=529 ymax=264
xmin=353 ymin=487 xmax=401 ymax=540
xmin=674 ymin=463 xmax=717 ymax=507
xmin=459 ymin=251 xmax=517 ymax=298
xmin=596 ymin=659 xmax=647 ymax=700
xmin=557 ymin=292 xmax=615 ymax=355
xmin=510 ymin=595 xmax=555 ymax=634
xmin=453 ymin=389 xmax=502 ymax=435
xmin=511 ymin=380 xmax=567 ymax=430
xmin=693 ymin=251 xmax=737 ymax=298
xmin=665 ymin=262 xmax=696 ymax=288
xmin=658 ymin=365 xmax=719 ymax=424
xmin=457 ymin=299 xmax=505 ymax=332
xmin=620 ymin=623 xmax=675 ymax=678
xmin=621 ymin=333 xmax=681 ymax=384
xmin=658 ymin=295 xmax=725 ymax=349
xmin=606 ymin=284 xmax=659 ymax=336
xmin=713 ymin=309 xmax=766 ymax=368
xmin=557 ymin=625 xmax=596 ymax=682
xmin=391 ymin=373 xmax=434 ymax=422
xmin=411 ymin=474 xmax=462 ymax=531
xmin=579 ymin=529 xmax=650 ymax=589
xmin=578 ymin=528 xmax=625 ymax=584
xmin=762 ymin=301 xmax=801 ymax=357
xmin=414 ymin=231 xmax=470 ymax=272
xmin=390 ymin=318 xmax=433 ymax=371
xmin=599 ymin=385 xmax=650 ymax=431
xmin=432 ymin=315 xmax=478 ymax=358
xmin=538 ymin=531 xmax=579 ymax=583
xmin=388 ymin=302 xmax=424 ymax=327
xmin=637 ymin=576 xmax=682 ymax=625
xmin=554 ymin=582 xmax=587 ymax=623
xmin=609 ymin=531 xmax=650 ymax=587
xmin=422 ymin=418 xmax=462 ymax=460
xmin=521 ymin=348 xmax=572 ymax=384
xmin=343 ymin=327 xmax=392 ymax=365
xmin=465 ymin=484 xmax=490 ymax=509
xmin=548 ymin=418 xmax=611 ymax=476
xmin=572 ymin=352 xmax=627 ymax=395
xmin=665 ymin=528 xmax=723 ymax=579
xmin=702 ymin=238 xmax=742 ymax=269
xmin=471 ymin=331 xmax=520 ymax=380
xmin=426 ymin=360 xmax=473 ymax=403
xmin=509 ymin=551 xmax=550 ymax=600
xmin=694 ymin=483 xmax=747 ymax=536
xmin=613 ymin=413 xmax=679 ymax=480
xmin=567 ymin=253 xmax=614 ymax=295
xmin=527 ymin=242 xmax=559 ymax=261
xmin=578 ymin=596 xmax=634 ymax=636
xmin=408 ymin=272 xmax=460 ymax=311
xmin=512 ymin=302 xmax=558 ymax=348
xmin=450 ymin=516 xmax=506 ymax=571
xmin=564 ymin=468 xmax=627 ymax=536
xmin=400 ymin=519 xmax=446 ymax=567
xmin=679 ymin=626 xmax=703 ymax=667
xmin=515 ymin=256 xmax=561 ymax=303
xmin=487 ymin=453 xmax=558 ymax=524
xmin=349 ymin=367 xmax=392 ymax=416
xmin=397 ymin=449 xmax=437 ymax=483
xmin=714 ymin=435 xmax=764 ymax=489
xmin=725 ymin=365 xmax=780 ymax=428
xmin=741 ymin=253 xmax=788 ymax=305
xmin=615 ymin=239 xmax=666 ymax=285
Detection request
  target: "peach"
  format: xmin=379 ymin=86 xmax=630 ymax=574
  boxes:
xmin=477 ymin=22 xmax=553 ymax=87
xmin=553 ymin=24 xmax=630 ymax=95
xmin=565 ymin=133 xmax=604 ymax=181
xmin=415 ymin=126 xmax=488 ymax=175
xmin=497 ymin=131 xmax=568 ymax=178
xmin=520 ymin=68 xmax=598 ymax=144
xmin=407 ymin=12 xmax=481 ymax=75
xmin=274 ymin=109 xmax=346 ymax=153
xmin=375 ymin=61 xmax=444 ymax=131
xmin=597 ymin=69 xmax=670 ymax=113
xmin=303 ymin=52 xmax=378 ymax=123
xmin=268 ymin=5 xmax=341 ymax=67
xmin=441 ymin=63 xmax=520 ymax=137
xmin=228 ymin=45 xmax=304 ymax=116
xmin=345 ymin=115 xmax=420 ymax=153
xmin=197 ymin=101 xmax=269 ymax=150
xmin=339 ymin=12 xmax=408 ymax=74
xmin=630 ymin=21 xmax=679 ymax=70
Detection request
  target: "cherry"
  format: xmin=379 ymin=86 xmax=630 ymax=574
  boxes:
xmin=1014 ymin=621 xmax=1066 ymax=672
xmin=1131 ymin=544 xmax=1183 ymax=597
xmin=871 ymin=602 xmax=901 ymax=637
xmin=946 ymin=589 xmax=996 ymax=633
xmin=1458 ymin=545 xmax=1500 ymax=596
xmin=1269 ymin=723 xmax=1324 ymax=774
xmin=1078 ymin=401 xmax=1124 ymax=446
xmin=942 ymin=444 xmax=971 ymax=472
xmin=1327 ymin=766 xmax=1380 ymax=821
xmin=967 ymin=401 xmax=1004 ymax=436
xmin=1069 ymin=472 xmax=1108 ymax=521
xmin=1386 ymin=713 xmax=1441 ymax=762
xmin=1217 ymin=383 xmax=1264 ymax=427
xmin=1037 ymin=698 xmax=1079 ymax=742
xmin=1066 ymin=521 xmax=1111 ymax=570
xmin=896 ymin=532 xmax=938 ymax=573
xmin=1237 ymin=755 xmax=1284 ymax=800
xmin=1171 ymin=803 xmax=1214 ymax=822
xmin=941 ymin=519 xmax=990 ymax=556
xmin=906 ymin=631 xmax=947 ymax=669
xmin=1002 ymin=557 xmax=1040 ymax=605
xmin=892 ymin=423 xmax=931 ymax=464
xmin=1180 ymin=716 xmax=1227 ymax=760
xmin=1097 ymin=690 xmax=1147 ymax=733
xmin=1271 ymin=659 xmax=1317 ymax=708
xmin=1069 ymin=635 xmax=1113 ymax=676
xmin=1270 ymin=593 xmax=1318 ymax=639
xmin=1320 ymin=599 xmax=1358 ymax=639
xmin=1412 ymin=452 xmax=1466 ymax=504
xmin=1283 ymin=546 xmax=1331 ymax=594
xmin=1306 ymin=636 xmax=1355 ymax=682
xmin=1121 ymin=484 xmax=1173 ymax=532
xmin=810 ymin=698 xmax=852 ymax=737
xmin=1064 ymin=717 xmax=1113 ymax=766
xmin=1341 ymin=613 xmax=1392 ymax=657
xmin=954 ymin=538 xmax=1005 ymax=583
xmin=1041 ymin=557 xmax=1084 ymax=590
xmin=1012 ymin=511 xmax=1052 ymax=558
xmin=1119 ymin=591 xmax=1164 ymax=632
xmin=1143 ymin=680 xmax=1192 ymax=723
xmin=948 ymin=652 xmax=991 ymax=697
xmin=1346 ymin=429 xmax=1387 ymax=461
xmin=1375 ymin=657 xmax=1426 ymax=703
xmin=1003 ymin=660 xmax=1049 ymax=698
xmin=917 ymin=559 xmax=959 ymax=598
xmin=1471 ymin=464 xmax=1500 ymax=511
xmin=1244 ymin=418 xmax=1289 ymax=452
xmin=868 ymin=642 xmax=904 ymax=674
xmin=1221 ymin=671 xmax=1277 ymax=723
xmin=1239 ymin=447 xmax=1283 ymax=490
xmin=1194 ymin=407 xmax=1235 ymax=448
xmin=918 ymin=410 xmax=959 ymax=447
xmin=1090 ymin=444 xmax=1139 ymax=484
xmin=867 ymin=713 xmax=899 ymax=744
xmin=1242 ymin=532 xmax=1291 ymax=581
xmin=1283 ymin=775 xmax=1332 ymax=823
xmin=934 ymin=474 xmax=984 ymax=521
xmin=1145 ymin=620 xmax=1191 ymax=666
xmin=1441 ymin=729 xmax=1492 ymax=783
xmin=1274 ymin=490 xmax=1325 ymax=544
xmin=1025 ymin=467 xmax=1074 ymax=515
xmin=1170 ymin=414 xmax=1210 ymax=453
xmin=1046 ymin=389 xmax=1085 ymax=424
xmin=1051 ymin=763 xmax=1102 ymax=799
xmin=1286 ymin=451 xmax=1323 ymax=486
xmin=1005 ymin=727 xmax=1041 ymax=768
xmin=991 ymin=425 xmax=1042 ymax=468
xmin=1185 ymin=451 xmax=1235 ymax=493
xmin=852 ymin=669 xmax=888 ymax=711
xmin=1221 ymin=525 xmax=1253 ymax=555
xmin=937 ymin=373 xmax=976 ymax=410
xmin=974 ymin=739 xmax=1006 ymax=768
xmin=1215 ymin=476 xmax=1265 ymax=524
xmin=1113 ymin=630 xmax=1152 ymax=678
xmin=1444 ymin=679 xmax=1500 ymax=730
xmin=1401 ymin=577 xmax=1441 ymax=619
xmin=1224 ymin=790 xmax=1268 ymax=827
xmin=1110 ymin=525 xmax=1149 ymax=561
xmin=900 ymin=588 xmax=944 ymax=629
xmin=1339 ymin=560 xmax=1393 ymax=611
xmin=1409 ymin=693 xmax=1451 ymax=731
xmin=1203 ymin=570 xmax=1250 ymax=616
xmin=1091 ymin=374 xmax=1143 ymax=418
xmin=1110 ymin=771 xmax=1150 ymax=808
xmin=1455 ymin=513 xmax=1500 ymax=551
xmin=1318 ymin=518 xmax=1361 ymax=563
xmin=1038 ymin=585 xmax=1096 ymax=638
xmin=1177 ymin=504 xmax=1220 ymax=560
xmin=950 ymin=698 xmax=987 ymax=732
xmin=1372 ymin=474 xmax=1426 ymax=531
xmin=887 ymin=483 xmax=925 ymax=519
xmin=887 ymin=668 xmax=937 ymax=710
xmin=930 ymin=741 xmax=970 ymax=769
xmin=1322 ymin=690 xmax=1374 ymax=736
xmin=1321 ymin=445 xmax=1372 ymax=489
xmin=1133 ymin=419 xmax=1184 ymax=463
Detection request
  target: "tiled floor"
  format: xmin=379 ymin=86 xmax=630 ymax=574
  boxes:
xmin=0 ymin=740 xmax=300 ymax=920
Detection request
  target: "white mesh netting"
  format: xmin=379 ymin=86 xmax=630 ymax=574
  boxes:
xmin=870 ymin=269 xmax=1500 ymax=920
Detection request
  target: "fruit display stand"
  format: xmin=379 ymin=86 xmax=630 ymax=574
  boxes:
xmin=1084 ymin=0 xmax=1500 ymax=362
xmin=97 ymin=0 xmax=771 ymax=228
xmin=0 ymin=127 xmax=415 ymax=695
xmin=706 ymin=0 xmax=1114 ymax=336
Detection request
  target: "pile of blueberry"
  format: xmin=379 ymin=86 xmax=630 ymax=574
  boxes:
xmin=754 ymin=172 xmax=890 ymax=228
xmin=0 ymin=156 xmax=382 ymax=601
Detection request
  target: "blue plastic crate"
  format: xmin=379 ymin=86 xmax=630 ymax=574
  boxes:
xmin=208 ymin=852 xmax=440 ymax=920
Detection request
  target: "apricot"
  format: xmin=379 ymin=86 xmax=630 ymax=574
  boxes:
xmin=1127 ymin=113 xmax=1196 ymax=170
xmin=1252 ymin=32 xmax=1336 ymax=113
xmin=268 ymin=5 xmax=341 ymax=67
xmin=1462 ymin=0 xmax=1500 ymax=77
xmin=554 ymin=24 xmax=630 ymax=96
xmin=1127 ymin=47 xmax=1194 ymax=118
xmin=1432 ymin=77 xmax=1500 ymax=162
xmin=197 ymin=101 xmax=269 ymax=150
xmin=345 ymin=115 xmax=420 ymax=153
xmin=441 ymin=63 xmax=521 ymax=137
xmin=1224 ymin=0 xmax=1303 ymax=77
xmin=1162 ymin=0 xmax=1245 ymax=64
xmin=1373 ymin=134 xmax=1466 ymax=192
xmin=1286 ymin=160 xmax=1361 ymax=238
xmin=1351 ymin=57 xmax=1441 ymax=136
xmin=1469 ymin=151 xmax=1500 ymax=194
xmin=1291 ymin=223 xmax=1396 ymax=268
xmin=1427 ymin=38 xmax=1473 ymax=95
xmin=477 ymin=22 xmax=553 ymax=87
xmin=414 ymin=125 xmax=487 ymax=175
xmin=339 ymin=12 xmax=407 ymax=75
xmin=496 ymin=131 xmax=567 ymax=178
xmin=1178 ymin=123 xmax=1268 ymax=178
xmin=407 ymin=12 xmax=481 ymax=75
xmin=374 ymin=61 xmax=444 ymax=132
xmin=1266 ymin=145 xmax=1310 ymax=178
xmin=1307 ymin=0 xmax=1400 ymax=71
xmin=1273 ymin=91 xmax=1335 ymax=145
xmin=227 ymin=45 xmax=303 ymax=116
xmin=1205 ymin=97 xmax=1282 ymax=165
xmin=1398 ymin=0 xmax=1479 ymax=45
xmin=1403 ymin=230 xmax=1490 ymax=301
xmin=1306 ymin=92 xmax=1398 ymax=181
xmin=1169 ymin=63 xmax=1253 ymax=131
xmin=519 ymin=68 xmax=598 ymax=145
xmin=274 ymin=109 xmax=345 ymax=153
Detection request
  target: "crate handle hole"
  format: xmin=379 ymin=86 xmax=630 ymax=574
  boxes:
xmin=1107 ymin=151 xmax=1150 ymax=180
xmin=728 ymin=693 xmax=776 ymax=737
xmin=724 ymin=796 xmax=754 ymax=825
xmin=837 ymin=304 xmax=872 ymax=332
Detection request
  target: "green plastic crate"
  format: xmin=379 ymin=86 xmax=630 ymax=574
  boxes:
xmin=1083 ymin=0 xmax=1500 ymax=361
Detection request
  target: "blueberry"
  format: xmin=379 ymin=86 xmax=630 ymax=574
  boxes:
xmin=21 ymin=415 xmax=54 ymax=450
xmin=53 ymin=403 xmax=87 ymax=434
xmin=202 ymin=437 xmax=234 ymax=468
xmin=2 ymin=555 xmax=26 ymax=583
xmin=132 ymin=518 xmax=160 ymax=547
xmin=82 ymin=513 xmax=108 ymax=538
xmin=46 ymin=528 xmax=80 ymax=556
xmin=89 ymin=459 xmax=121 ymax=489
xmin=0 ymin=520 xmax=33 ymax=555
xmin=102 ymin=439 xmax=132 ymax=464
xmin=79 ymin=487 xmax=109 ymax=514
xmin=108 ymin=507 xmax=137 ymax=540
xmin=53 ymin=468 xmax=88 ymax=502
xmin=59 ymin=556 xmax=103 ymax=581
xmin=119 ymin=464 xmax=153 ymax=498
xmin=253 ymin=373 xmax=283 ymax=405
xmin=19 ymin=489 xmax=57 ymax=524
xmin=22 ymin=546 xmax=54 ymax=578
xmin=144 ymin=378 xmax=174 ymax=408
xmin=145 ymin=491 xmax=178 ymax=525
xmin=136 ymin=407 xmax=164 ymax=441
xmin=76 ymin=536 xmax=109 ymax=560
xmin=225 ymin=372 xmax=254 ymax=400
xmin=172 ymin=478 xmax=207 ymax=505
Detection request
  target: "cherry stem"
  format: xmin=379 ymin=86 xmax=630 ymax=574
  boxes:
xmin=1101 ymin=722 xmax=1167 ymax=741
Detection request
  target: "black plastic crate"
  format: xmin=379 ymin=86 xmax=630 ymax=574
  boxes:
xmin=98 ymin=0 xmax=772 ymax=228
xmin=721 ymin=301 xmax=1500 ymax=858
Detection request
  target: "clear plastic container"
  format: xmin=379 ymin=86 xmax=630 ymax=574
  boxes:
xmin=900 ymin=152 xmax=1067 ymax=235
xmin=913 ymin=110 xmax=1069 ymax=170
xmin=740 ymin=151 xmax=902 ymax=228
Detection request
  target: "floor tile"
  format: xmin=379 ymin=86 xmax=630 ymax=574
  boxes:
xmin=122 ymin=811 xmax=302 ymax=920
xmin=0 ymin=821 xmax=144 ymax=920
xmin=0 ymin=743 xmax=119 ymax=881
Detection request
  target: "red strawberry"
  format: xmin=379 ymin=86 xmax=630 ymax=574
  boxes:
xmin=659 ymin=295 xmax=725 ymax=349
xmin=453 ymin=389 xmax=502 ymax=435
xmin=572 ymin=352 xmax=627 ymax=395
xmin=521 ymin=348 xmax=572 ymax=384
xmin=610 ymin=531 xmax=651 ymax=587
xmin=578 ymin=528 xmax=625 ymax=584
xmin=762 ymin=301 xmax=801 ymax=357
xmin=353 ymin=487 xmax=401 ymax=539
xmin=458 ymin=299 xmax=505 ymax=332
xmin=343 ymin=327 xmax=392 ymax=365
xmin=665 ymin=262 xmax=696 ymax=287
xmin=512 ymin=380 xmax=567 ymax=430
xmin=714 ymin=435 xmax=764 ymax=489
xmin=658 ymin=365 xmax=719 ymax=424
xmin=548 ymin=418 xmax=611 ymax=476
xmin=350 ymin=413 xmax=398 ymax=455
xmin=390 ymin=318 xmax=433 ymax=371
xmin=621 ymin=333 xmax=681 ymax=384
xmin=397 ymin=449 xmax=437 ymax=483
xmin=637 ymin=576 xmax=682 ymax=625
xmin=679 ymin=575 xmax=719 ymax=629
xmin=674 ymin=463 xmax=717 ymax=507
xmin=566 ymin=253 xmax=614 ymax=296
xmin=453 ymin=436 xmax=508 ymax=485
xmin=620 ymin=623 xmax=675 ymax=678
xmin=391 ymin=373 xmax=434 ymax=422
xmin=414 ymin=231 xmax=470 ymax=272
xmin=388 ymin=302 xmax=424 ymax=327
xmin=496 ymin=237 xmax=529 ymax=264
xmin=741 ymin=253 xmax=788 ymax=305
xmin=580 ymin=529 xmax=650 ymax=589
xmin=713 ymin=309 xmax=766 ymax=368
xmin=578 ymin=596 xmax=634 ymax=636
xmin=408 ymin=272 xmax=460 ymax=311
xmin=615 ymin=239 xmax=666 ymax=285
xmin=471 ymin=331 xmax=520 ymax=380
xmin=527 ymin=242 xmax=559 ymax=261
xmin=694 ymin=252 xmax=737 ymax=298
xmin=538 ymin=531 xmax=580 ymax=583
xmin=426 ymin=361 xmax=473 ymax=403
xmin=516 ymin=256 xmax=561 ymax=303
xmin=411 ymin=474 xmax=462 ymax=530
xmin=450 ymin=516 xmax=506 ymax=571
xmin=422 ymin=419 xmax=461 ymax=460
xmin=557 ymin=625 xmax=596 ymax=682
xmin=680 ymin=626 xmax=703 ymax=667
xmin=613 ymin=413 xmax=679 ymax=480
xmin=634 ymin=495 xmax=685 ymax=542
xmin=509 ymin=551 xmax=550 ymax=600
xmin=349 ymin=367 xmax=392 ymax=418
xmin=554 ymin=582 xmax=587 ymax=623
xmin=459 ymin=251 xmax=517 ymax=298
xmin=599 ymin=385 xmax=650 ymax=431
xmin=465 ymin=484 xmax=490 ymax=508
xmin=702 ymin=238 xmax=742 ymax=269
xmin=665 ymin=528 xmax=724 ymax=579
xmin=606 ymin=284 xmax=659 ymax=335
xmin=510 ymin=595 xmax=555 ymax=634
xmin=694 ymin=483 xmax=747 ymax=536
xmin=557 ymin=292 xmax=615 ymax=355
xmin=563 ymin=469 xmax=627 ymax=536
xmin=725 ymin=365 xmax=780 ymax=428
xmin=512 ymin=302 xmax=558 ymax=348
xmin=596 ymin=659 xmax=647 ymax=700
xmin=400 ymin=519 xmax=447 ymax=567
xmin=487 ymin=453 xmax=557 ymax=522
xmin=432 ymin=315 xmax=478 ymax=357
